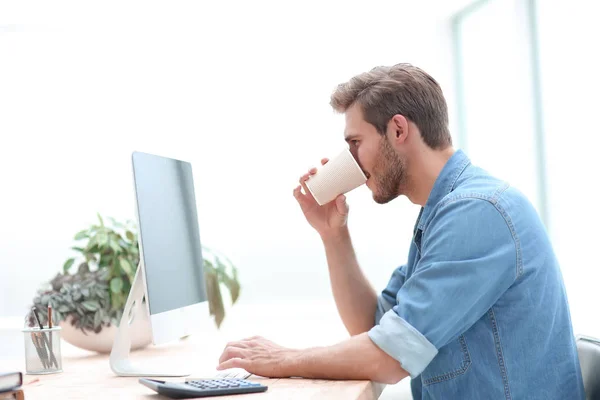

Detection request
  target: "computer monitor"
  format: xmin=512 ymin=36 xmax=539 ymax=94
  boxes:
xmin=110 ymin=151 xmax=208 ymax=377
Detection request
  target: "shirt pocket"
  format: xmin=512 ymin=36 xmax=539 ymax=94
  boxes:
xmin=421 ymin=334 xmax=472 ymax=386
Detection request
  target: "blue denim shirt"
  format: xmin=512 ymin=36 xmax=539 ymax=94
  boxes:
xmin=368 ymin=150 xmax=584 ymax=399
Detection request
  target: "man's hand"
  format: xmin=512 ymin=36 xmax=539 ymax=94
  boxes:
xmin=217 ymin=333 xmax=409 ymax=384
xmin=217 ymin=336 xmax=300 ymax=378
xmin=294 ymin=158 xmax=350 ymax=239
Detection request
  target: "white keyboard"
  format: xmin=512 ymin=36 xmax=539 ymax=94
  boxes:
xmin=185 ymin=368 xmax=253 ymax=382
xmin=214 ymin=368 xmax=252 ymax=380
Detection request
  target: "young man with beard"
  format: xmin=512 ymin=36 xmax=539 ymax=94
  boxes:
xmin=217 ymin=63 xmax=584 ymax=399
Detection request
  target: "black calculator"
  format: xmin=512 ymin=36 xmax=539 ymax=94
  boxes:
xmin=139 ymin=378 xmax=268 ymax=398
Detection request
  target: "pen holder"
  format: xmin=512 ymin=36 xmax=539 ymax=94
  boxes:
xmin=22 ymin=327 xmax=63 ymax=374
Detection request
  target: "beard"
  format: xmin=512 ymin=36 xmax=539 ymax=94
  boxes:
xmin=371 ymin=137 xmax=406 ymax=204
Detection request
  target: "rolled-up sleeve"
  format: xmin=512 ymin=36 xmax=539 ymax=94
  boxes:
xmin=368 ymin=198 xmax=518 ymax=378
xmin=369 ymin=311 xmax=438 ymax=378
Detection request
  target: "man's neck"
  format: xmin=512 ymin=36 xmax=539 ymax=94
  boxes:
xmin=405 ymin=146 xmax=455 ymax=207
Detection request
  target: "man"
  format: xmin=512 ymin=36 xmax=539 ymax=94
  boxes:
xmin=217 ymin=63 xmax=584 ymax=399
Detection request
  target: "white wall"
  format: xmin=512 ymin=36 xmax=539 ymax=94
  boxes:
xmin=536 ymin=0 xmax=600 ymax=337
xmin=458 ymin=0 xmax=541 ymax=214
xmin=0 ymin=1 xmax=460 ymax=317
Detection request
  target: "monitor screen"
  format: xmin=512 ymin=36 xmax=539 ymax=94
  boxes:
xmin=131 ymin=151 xmax=207 ymax=316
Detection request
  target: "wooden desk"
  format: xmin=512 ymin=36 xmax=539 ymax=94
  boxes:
xmin=0 ymin=303 xmax=385 ymax=399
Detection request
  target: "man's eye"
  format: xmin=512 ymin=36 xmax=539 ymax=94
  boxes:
xmin=351 ymin=140 xmax=359 ymax=146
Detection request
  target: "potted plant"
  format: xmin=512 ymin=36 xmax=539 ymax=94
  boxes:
xmin=29 ymin=214 xmax=240 ymax=353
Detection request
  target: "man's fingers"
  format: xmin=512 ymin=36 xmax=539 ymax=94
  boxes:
xmin=241 ymin=335 xmax=262 ymax=341
xmin=335 ymin=194 xmax=349 ymax=216
xmin=294 ymin=181 xmax=317 ymax=208
xmin=225 ymin=336 xmax=261 ymax=348
xmin=293 ymin=185 xmax=302 ymax=199
xmin=299 ymin=173 xmax=311 ymax=185
xmin=298 ymin=173 xmax=315 ymax=201
xmin=219 ymin=346 xmax=248 ymax=364
xmin=300 ymin=179 xmax=315 ymax=202
xmin=217 ymin=357 xmax=249 ymax=371
xmin=222 ymin=335 xmax=262 ymax=352
xmin=295 ymin=162 xmax=324 ymax=206
xmin=293 ymin=186 xmax=311 ymax=208
xmin=224 ymin=340 xmax=250 ymax=350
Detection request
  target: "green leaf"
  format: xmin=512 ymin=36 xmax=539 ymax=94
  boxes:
xmin=54 ymin=311 xmax=63 ymax=323
xmin=94 ymin=310 xmax=102 ymax=328
xmin=97 ymin=213 xmax=104 ymax=227
xmin=222 ymin=274 xmax=241 ymax=304
xmin=58 ymin=305 xmax=70 ymax=313
xmin=110 ymin=277 xmax=123 ymax=294
xmin=98 ymin=268 xmax=110 ymax=281
xmin=96 ymin=233 xmax=108 ymax=248
xmin=109 ymin=238 xmax=121 ymax=254
xmin=71 ymin=246 xmax=85 ymax=253
xmin=110 ymin=291 xmax=121 ymax=310
xmin=85 ymin=236 xmax=98 ymax=251
xmin=63 ymin=258 xmax=75 ymax=273
xmin=97 ymin=289 xmax=107 ymax=300
xmin=215 ymin=257 xmax=227 ymax=274
xmin=99 ymin=255 xmax=111 ymax=267
xmin=74 ymin=230 xmax=89 ymax=240
xmin=77 ymin=262 xmax=90 ymax=274
xmin=119 ymin=257 xmax=133 ymax=276
xmin=126 ymin=231 xmax=135 ymax=241
xmin=82 ymin=300 xmax=100 ymax=311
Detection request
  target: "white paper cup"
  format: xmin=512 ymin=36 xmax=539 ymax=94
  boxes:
xmin=305 ymin=148 xmax=367 ymax=205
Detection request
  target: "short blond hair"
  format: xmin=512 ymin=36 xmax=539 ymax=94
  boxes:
xmin=330 ymin=63 xmax=452 ymax=149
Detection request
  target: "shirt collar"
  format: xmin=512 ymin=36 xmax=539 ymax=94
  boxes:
xmin=417 ymin=149 xmax=471 ymax=230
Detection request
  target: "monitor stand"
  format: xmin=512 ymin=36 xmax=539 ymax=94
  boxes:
xmin=109 ymin=261 xmax=190 ymax=377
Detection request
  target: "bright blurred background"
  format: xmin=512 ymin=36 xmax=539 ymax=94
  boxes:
xmin=0 ymin=0 xmax=598 ymax=397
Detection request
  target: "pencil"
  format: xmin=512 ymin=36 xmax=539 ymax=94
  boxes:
xmin=32 ymin=307 xmax=57 ymax=369
xmin=47 ymin=305 xmax=53 ymax=366
xmin=31 ymin=332 xmax=48 ymax=369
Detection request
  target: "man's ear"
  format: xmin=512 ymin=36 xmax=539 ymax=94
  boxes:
xmin=388 ymin=114 xmax=409 ymax=144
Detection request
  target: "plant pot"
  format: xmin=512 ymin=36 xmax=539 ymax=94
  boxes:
xmin=59 ymin=311 xmax=152 ymax=354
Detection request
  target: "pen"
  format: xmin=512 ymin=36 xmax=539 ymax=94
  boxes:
xmin=32 ymin=307 xmax=57 ymax=369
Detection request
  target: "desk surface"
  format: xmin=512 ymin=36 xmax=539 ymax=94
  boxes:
xmin=0 ymin=303 xmax=385 ymax=399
